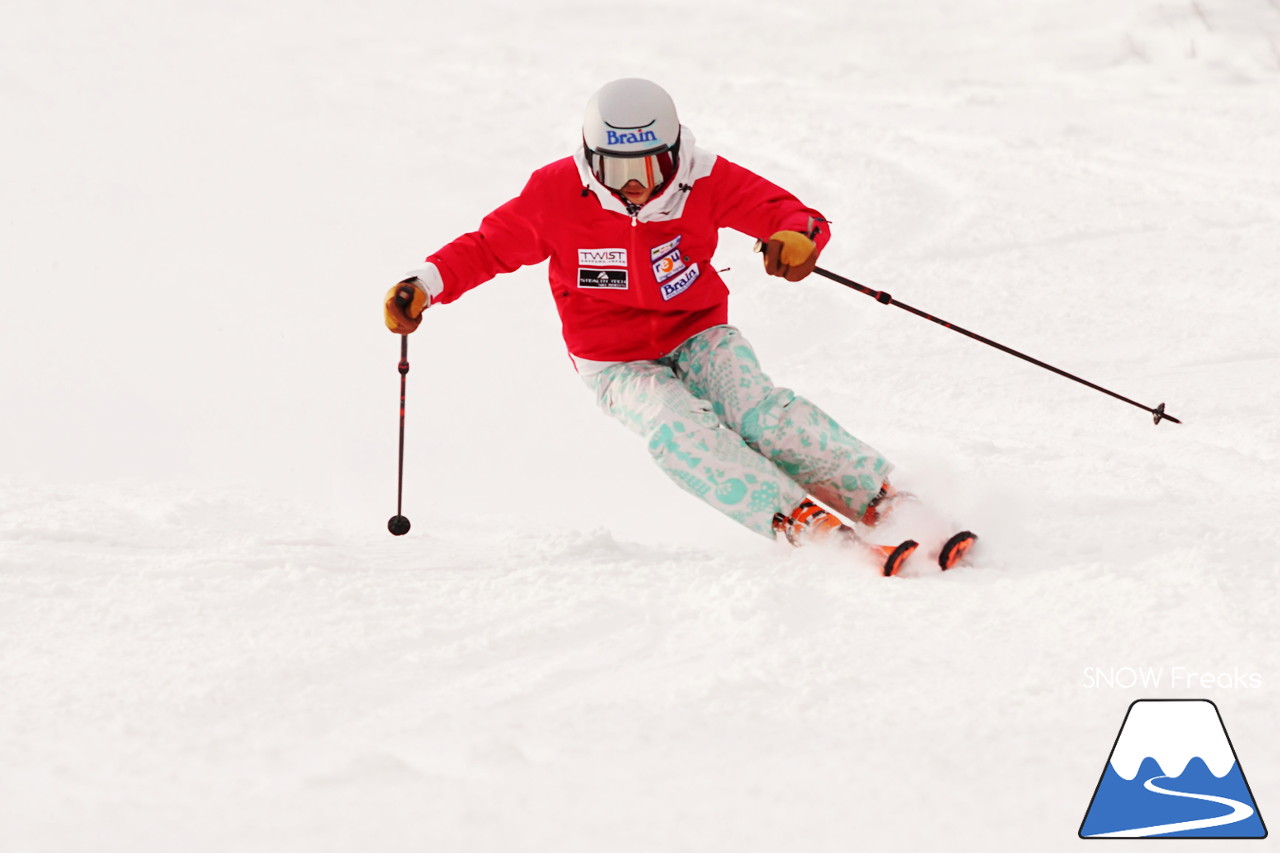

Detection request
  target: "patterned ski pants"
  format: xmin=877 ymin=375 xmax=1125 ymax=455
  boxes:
xmin=589 ymin=325 xmax=892 ymax=538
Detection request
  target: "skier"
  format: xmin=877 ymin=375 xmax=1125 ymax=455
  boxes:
xmin=384 ymin=78 xmax=966 ymax=573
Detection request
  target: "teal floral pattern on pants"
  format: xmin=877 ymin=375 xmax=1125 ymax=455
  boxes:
xmin=591 ymin=325 xmax=892 ymax=538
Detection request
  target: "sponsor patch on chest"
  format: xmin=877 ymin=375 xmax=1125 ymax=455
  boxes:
xmin=649 ymin=235 xmax=681 ymax=261
xmin=578 ymin=248 xmax=627 ymax=267
xmin=652 ymin=249 xmax=686 ymax=284
xmin=660 ymin=263 xmax=700 ymax=301
xmin=578 ymin=268 xmax=629 ymax=289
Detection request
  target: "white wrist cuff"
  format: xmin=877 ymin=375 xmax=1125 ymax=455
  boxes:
xmin=403 ymin=262 xmax=445 ymax=300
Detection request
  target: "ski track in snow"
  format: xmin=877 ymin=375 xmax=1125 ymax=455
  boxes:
xmin=2 ymin=0 xmax=1279 ymax=850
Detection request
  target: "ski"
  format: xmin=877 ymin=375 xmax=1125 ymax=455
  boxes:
xmin=938 ymin=530 xmax=978 ymax=570
xmin=853 ymin=491 xmax=978 ymax=573
xmin=867 ymin=538 xmax=919 ymax=577
xmin=868 ymin=531 xmax=975 ymax=575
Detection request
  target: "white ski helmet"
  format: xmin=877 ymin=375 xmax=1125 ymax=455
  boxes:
xmin=583 ymin=78 xmax=681 ymax=193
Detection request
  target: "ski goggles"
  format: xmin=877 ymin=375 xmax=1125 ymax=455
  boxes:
xmin=588 ymin=147 xmax=678 ymax=192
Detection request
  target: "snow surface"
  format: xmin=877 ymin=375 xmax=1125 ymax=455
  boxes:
xmin=2 ymin=0 xmax=1279 ymax=850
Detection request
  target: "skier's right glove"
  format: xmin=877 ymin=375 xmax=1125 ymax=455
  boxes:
xmin=762 ymin=231 xmax=818 ymax=282
xmin=384 ymin=279 xmax=429 ymax=334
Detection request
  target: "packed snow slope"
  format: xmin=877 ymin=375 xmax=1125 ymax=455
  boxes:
xmin=2 ymin=1 xmax=1278 ymax=850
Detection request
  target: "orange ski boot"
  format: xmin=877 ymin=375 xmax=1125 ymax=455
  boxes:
xmin=856 ymin=483 xmax=979 ymax=571
xmin=773 ymin=499 xmax=917 ymax=577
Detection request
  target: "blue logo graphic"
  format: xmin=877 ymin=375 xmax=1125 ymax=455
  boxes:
xmin=1080 ymin=700 xmax=1267 ymax=839
xmin=605 ymin=129 xmax=659 ymax=146
xmin=659 ymin=263 xmax=699 ymax=301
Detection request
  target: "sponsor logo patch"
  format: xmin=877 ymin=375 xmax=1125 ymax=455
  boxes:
xmin=652 ymin=250 xmax=686 ymax=284
xmin=605 ymin=129 xmax=659 ymax=146
xmin=1079 ymin=699 xmax=1267 ymax=839
xmin=578 ymin=248 xmax=627 ymax=267
xmin=660 ymin=263 xmax=699 ymax=301
xmin=578 ymin=268 xmax=629 ymax=289
xmin=650 ymin=235 xmax=682 ymax=261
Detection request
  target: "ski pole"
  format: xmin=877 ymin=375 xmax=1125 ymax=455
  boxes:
xmin=756 ymin=242 xmax=1181 ymax=426
xmin=387 ymin=290 xmax=414 ymax=536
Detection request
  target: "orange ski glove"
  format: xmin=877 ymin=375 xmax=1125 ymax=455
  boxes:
xmin=762 ymin=230 xmax=818 ymax=281
xmin=384 ymin=279 xmax=429 ymax=334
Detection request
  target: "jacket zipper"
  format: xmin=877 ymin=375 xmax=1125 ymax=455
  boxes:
xmin=627 ymin=212 xmax=662 ymax=353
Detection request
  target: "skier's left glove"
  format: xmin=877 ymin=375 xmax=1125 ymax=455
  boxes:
xmin=384 ymin=279 xmax=429 ymax=334
xmin=762 ymin=231 xmax=818 ymax=282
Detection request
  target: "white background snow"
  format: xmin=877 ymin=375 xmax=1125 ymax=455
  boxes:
xmin=3 ymin=0 xmax=1278 ymax=850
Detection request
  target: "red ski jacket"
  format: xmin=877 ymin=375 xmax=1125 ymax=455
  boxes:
xmin=421 ymin=131 xmax=830 ymax=364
